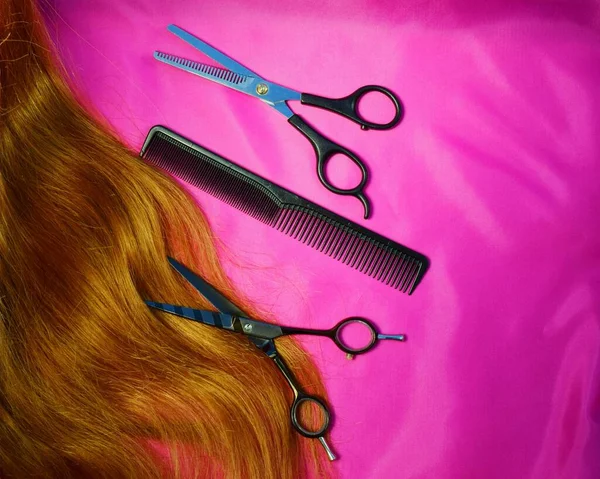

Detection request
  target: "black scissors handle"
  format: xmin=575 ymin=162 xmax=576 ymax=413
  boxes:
xmin=281 ymin=317 xmax=406 ymax=355
xmin=300 ymin=85 xmax=403 ymax=131
xmin=288 ymin=115 xmax=371 ymax=219
xmin=271 ymin=354 xmax=331 ymax=438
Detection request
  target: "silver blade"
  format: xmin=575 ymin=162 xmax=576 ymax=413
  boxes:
xmin=167 ymin=24 xmax=256 ymax=77
xmin=154 ymin=51 xmax=254 ymax=93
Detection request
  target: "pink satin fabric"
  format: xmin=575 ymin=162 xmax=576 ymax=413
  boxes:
xmin=45 ymin=1 xmax=600 ymax=477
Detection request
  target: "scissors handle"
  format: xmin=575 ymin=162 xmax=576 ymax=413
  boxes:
xmin=300 ymin=85 xmax=403 ymax=131
xmin=329 ymin=317 xmax=379 ymax=354
xmin=281 ymin=317 xmax=406 ymax=355
xmin=271 ymin=354 xmax=331 ymax=437
xmin=330 ymin=317 xmax=406 ymax=354
xmin=288 ymin=115 xmax=371 ymax=219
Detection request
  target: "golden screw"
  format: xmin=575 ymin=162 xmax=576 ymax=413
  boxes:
xmin=256 ymin=83 xmax=269 ymax=95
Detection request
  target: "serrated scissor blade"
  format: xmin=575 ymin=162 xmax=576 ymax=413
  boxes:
xmin=154 ymin=51 xmax=255 ymax=93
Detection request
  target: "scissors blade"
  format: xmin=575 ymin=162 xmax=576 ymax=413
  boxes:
xmin=160 ymin=25 xmax=301 ymax=111
xmin=154 ymin=51 xmax=255 ymax=93
xmin=251 ymin=337 xmax=277 ymax=356
xmin=145 ymin=301 xmax=237 ymax=331
xmin=166 ymin=257 xmax=245 ymax=316
xmin=146 ymin=299 xmax=283 ymax=349
xmin=167 ymin=24 xmax=256 ymax=77
xmin=155 ymin=51 xmax=299 ymax=115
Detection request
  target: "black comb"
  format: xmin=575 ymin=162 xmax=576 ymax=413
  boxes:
xmin=140 ymin=126 xmax=430 ymax=294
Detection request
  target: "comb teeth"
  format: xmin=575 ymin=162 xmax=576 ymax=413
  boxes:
xmin=155 ymin=52 xmax=246 ymax=85
xmin=145 ymin=133 xmax=281 ymax=223
xmin=271 ymin=207 xmax=423 ymax=292
xmin=141 ymin=130 xmax=429 ymax=294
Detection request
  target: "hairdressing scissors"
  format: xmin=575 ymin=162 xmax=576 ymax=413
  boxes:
xmin=145 ymin=257 xmax=406 ymax=461
xmin=154 ymin=25 xmax=405 ymax=219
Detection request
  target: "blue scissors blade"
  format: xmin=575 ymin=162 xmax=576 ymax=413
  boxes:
xmin=145 ymin=301 xmax=237 ymax=330
xmin=154 ymin=51 xmax=300 ymax=115
xmin=166 ymin=257 xmax=245 ymax=316
xmin=167 ymin=24 xmax=256 ymax=77
xmin=159 ymin=25 xmax=302 ymax=115
xmin=154 ymin=51 xmax=255 ymax=94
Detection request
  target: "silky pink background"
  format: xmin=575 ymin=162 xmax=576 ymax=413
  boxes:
xmin=44 ymin=1 xmax=600 ymax=477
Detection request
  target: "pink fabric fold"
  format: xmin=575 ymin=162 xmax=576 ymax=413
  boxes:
xmin=46 ymin=1 xmax=600 ymax=477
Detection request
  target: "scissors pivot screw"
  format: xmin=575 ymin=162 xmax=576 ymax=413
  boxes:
xmin=243 ymin=323 xmax=253 ymax=332
xmin=255 ymin=83 xmax=269 ymax=95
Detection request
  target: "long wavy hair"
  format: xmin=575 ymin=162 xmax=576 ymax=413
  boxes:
xmin=0 ymin=1 xmax=331 ymax=477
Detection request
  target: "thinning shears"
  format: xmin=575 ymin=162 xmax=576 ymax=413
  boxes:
xmin=155 ymin=25 xmax=404 ymax=219
xmin=145 ymin=257 xmax=406 ymax=460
